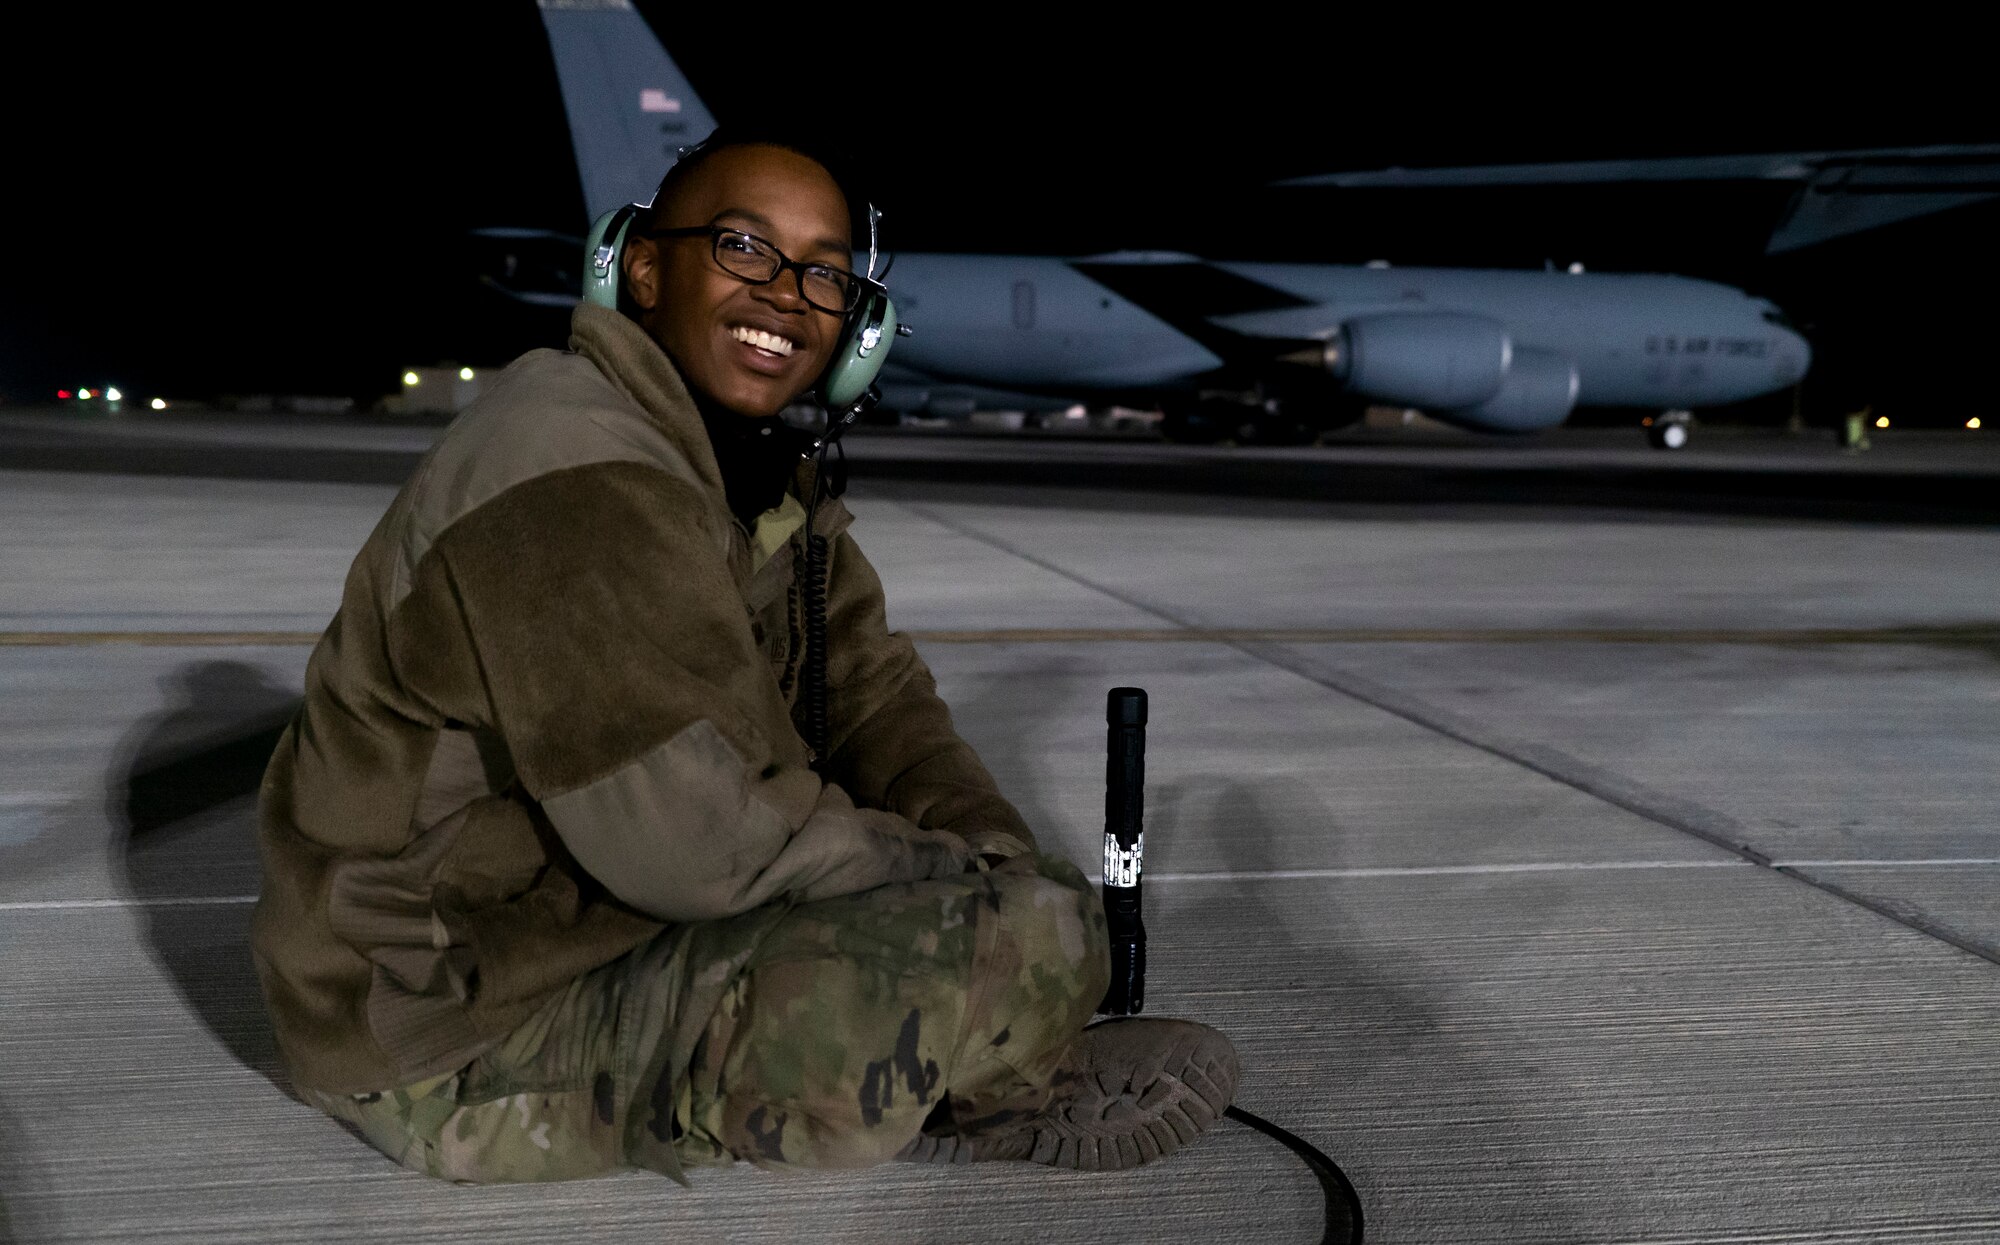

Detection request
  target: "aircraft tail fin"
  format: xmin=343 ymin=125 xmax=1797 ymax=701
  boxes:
xmin=536 ymin=1 xmax=718 ymax=221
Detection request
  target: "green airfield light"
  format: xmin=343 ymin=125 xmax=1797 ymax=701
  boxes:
xmin=105 ymin=387 xmax=123 ymax=402
xmin=78 ymin=389 xmax=93 ymax=400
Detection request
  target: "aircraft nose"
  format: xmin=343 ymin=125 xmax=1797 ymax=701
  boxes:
xmin=1775 ymin=327 xmax=1812 ymax=386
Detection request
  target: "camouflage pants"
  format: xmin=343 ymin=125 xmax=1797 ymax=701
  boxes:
xmin=300 ymin=853 xmax=1110 ymax=1182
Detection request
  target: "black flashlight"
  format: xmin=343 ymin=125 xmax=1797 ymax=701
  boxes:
xmin=1100 ymin=687 xmax=1147 ymax=1016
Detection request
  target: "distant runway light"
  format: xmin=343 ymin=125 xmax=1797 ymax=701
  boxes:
xmin=459 ymin=366 xmax=475 ymax=381
xmin=1875 ymin=416 xmax=1890 ymax=429
xmin=56 ymin=389 xmax=72 ymax=400
xmin=105 ymin=386 xmax=122 ymax=402
xmin=1969 ymin=417 xmax=1983 ymax=430
xmin=150 ymin=397 xmax=168 ymax=411
xmin=78 ymin=389 xmax=93 ymax=400
xmin=403 ymin=371 xmax=420 ymax=386
xmin=1567 ymin=261 xmax=1585 ymax=274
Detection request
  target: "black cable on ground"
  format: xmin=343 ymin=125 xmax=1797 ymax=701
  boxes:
xmin=1223 ymin=1105 xmax=1364 ymax=1245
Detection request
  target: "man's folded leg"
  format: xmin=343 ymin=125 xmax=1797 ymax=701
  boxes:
xmin=295 ymin=888 xmax=789 ymax=1185
xmin=299 ymin=852 xmax=1109 ymax=1182
xmin=675 ymin=853 xmax=1111 ymax=1171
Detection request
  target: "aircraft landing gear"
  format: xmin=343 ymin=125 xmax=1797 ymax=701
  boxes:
xmin=1159 ymin=400 xmax=1232 ymax=445
xmin=1238 ymin=400 xmax=1318 ymax=447
xmin=1647 ymin=409 xmax=1692 ymax=450
xmin=1161 ymin=397 xmax=1325 ymax=446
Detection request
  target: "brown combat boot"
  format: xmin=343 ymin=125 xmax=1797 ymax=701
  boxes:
xmin=895 ymin=1018 xmax=1240 ymax=1171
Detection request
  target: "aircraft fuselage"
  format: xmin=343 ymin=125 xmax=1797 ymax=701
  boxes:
xmin=1223 ymin=263 xmax=1810 ymax=408
xmin=883 ymin=254 xmax=1811 ymax=416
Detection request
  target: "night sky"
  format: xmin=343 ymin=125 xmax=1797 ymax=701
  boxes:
xmin=4 ymin=10 xmax=1993 ymax=416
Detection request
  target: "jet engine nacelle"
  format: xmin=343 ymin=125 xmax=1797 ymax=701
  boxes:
xmin=1334 ymin=313 xmax=1512 ymax=409
xmin=1436 ymin=347 xmax=1580 ymax=433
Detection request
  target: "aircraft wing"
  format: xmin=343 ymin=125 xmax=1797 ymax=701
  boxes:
xmin=1278 ymin=144 xmax=2000 ymax=252
xmin=1068 ymin=251 xmax=1320 ymax=367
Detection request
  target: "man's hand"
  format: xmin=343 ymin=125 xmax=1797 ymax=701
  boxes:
xmin=959 ymin=828 xmax=1033 ymax=871
xmin=973 ymin=851 xmax=1043 ymax=876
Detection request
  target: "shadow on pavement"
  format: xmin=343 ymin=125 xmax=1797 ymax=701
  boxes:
xmin=112 ymin=659 xmax=300 ymax=1085
xmin=941 ymin=653 xmax=1103 ymax=848
xmin=0 ymin=1098 xmax=54 ymax=1245
xmin=1150 ymin=774 xmax=1586 ymax=1243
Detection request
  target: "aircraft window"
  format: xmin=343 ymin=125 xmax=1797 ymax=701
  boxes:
xmin=1762 ymin=308 xmax=1799 ymax=330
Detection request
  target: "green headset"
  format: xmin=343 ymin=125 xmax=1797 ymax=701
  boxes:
xmin=582 ymin=148 xmax=900 ymax=424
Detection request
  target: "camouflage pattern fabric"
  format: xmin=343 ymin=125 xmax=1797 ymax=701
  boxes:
xmin=299 ymin=852 xmax=1109 ymax=1183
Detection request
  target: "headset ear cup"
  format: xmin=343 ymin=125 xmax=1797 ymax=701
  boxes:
xmin=819 ymin=288 xmax=896 ymax=411
xmin=582 ymin=206 xmax=638 ymax=310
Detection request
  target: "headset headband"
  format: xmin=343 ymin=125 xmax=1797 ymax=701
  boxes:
xmin=656 ymin=139 xmax=884 ymax=280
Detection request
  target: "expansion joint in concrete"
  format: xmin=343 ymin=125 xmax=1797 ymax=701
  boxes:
xmin=895 ymin=501 xmax=2000 ymax=972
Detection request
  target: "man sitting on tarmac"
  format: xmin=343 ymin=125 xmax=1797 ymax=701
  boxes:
xmin=251 ymin=129 xmax=1238 ymax=1183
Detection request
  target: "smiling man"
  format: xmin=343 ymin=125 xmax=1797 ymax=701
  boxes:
xmin=252 ymin=130 xmax=1238 ymax=1188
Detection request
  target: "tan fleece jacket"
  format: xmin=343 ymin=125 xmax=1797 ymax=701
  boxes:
xmin=252 ymin=302 xmax=1035 ymax=1094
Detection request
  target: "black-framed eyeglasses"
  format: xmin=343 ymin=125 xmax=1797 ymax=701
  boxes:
xmin=648 ymin=225 xmax=858 ymax=315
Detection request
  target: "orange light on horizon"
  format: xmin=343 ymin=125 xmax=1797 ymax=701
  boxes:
xmin=1970 ymin=418 xmax=1984 ymax=430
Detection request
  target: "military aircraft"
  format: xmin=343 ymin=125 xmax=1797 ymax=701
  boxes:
xmin=524 ymin=1 xmax=1815 ymax=450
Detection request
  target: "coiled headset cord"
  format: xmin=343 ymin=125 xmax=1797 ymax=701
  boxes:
xmin=801 ymin=433 xmax=845 ymax=766
xmin=801 ymin=528 xmax=831 ymax=764
xmin=803 ymin=426 xmax=1363 ymax=1242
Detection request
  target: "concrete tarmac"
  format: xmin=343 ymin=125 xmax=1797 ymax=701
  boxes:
xmin=2 ymin=416 xmax=1997 ymax=1243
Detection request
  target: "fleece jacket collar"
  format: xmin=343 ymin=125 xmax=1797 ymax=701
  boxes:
xmin=568 ymin=302 xmax=836 ymax=570
xmin=568 ymin=301 xmax=729 ymax=503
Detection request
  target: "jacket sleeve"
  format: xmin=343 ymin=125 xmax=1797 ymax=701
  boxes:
xmin=816 ymin=523 xmax=1038 ymax=861
xmin=414 ymin=461 xmax=971 ymax=922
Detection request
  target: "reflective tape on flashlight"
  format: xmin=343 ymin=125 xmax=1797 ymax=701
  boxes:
xmin=1103 ymin=830 xmax=1144 ymax=888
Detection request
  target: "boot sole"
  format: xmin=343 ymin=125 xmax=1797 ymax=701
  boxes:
xmin=898 ymin=1018 xmax=1240 ymax=1171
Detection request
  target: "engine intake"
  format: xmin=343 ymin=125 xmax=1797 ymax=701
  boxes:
xmin=1324 ymin=313 xmax=1512 ymax=409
